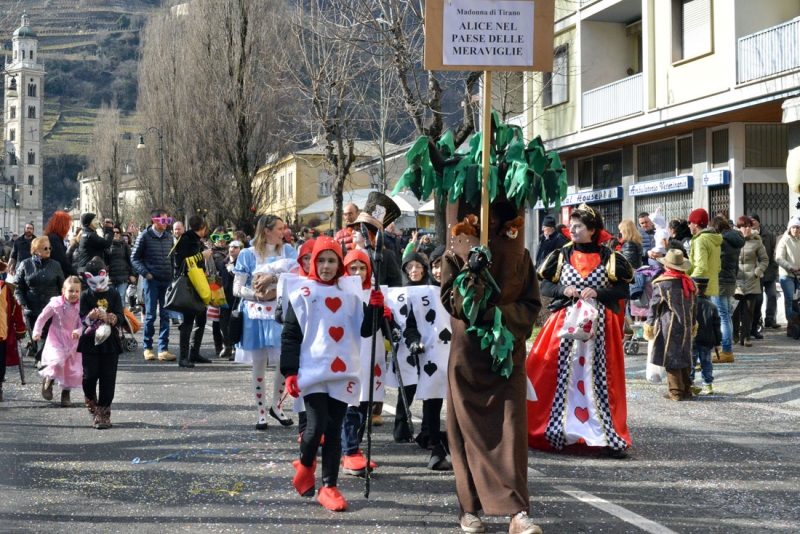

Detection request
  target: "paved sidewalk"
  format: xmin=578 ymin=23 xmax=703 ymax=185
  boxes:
xmin=1 ymin=323 xmax=798 ymax=533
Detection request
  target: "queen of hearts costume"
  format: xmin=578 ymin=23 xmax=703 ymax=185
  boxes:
xmin=232 ymin=232 xmax=297 ymax=429
xmin=527 ymin=212 xmax=633 ymax=456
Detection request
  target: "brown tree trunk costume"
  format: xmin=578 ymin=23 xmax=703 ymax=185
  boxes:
xmin=440 ymin=196 xmax=541 ymax=515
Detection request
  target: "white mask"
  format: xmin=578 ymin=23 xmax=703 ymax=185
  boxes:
xmin=84 ymin=269 xmax=109 ymax=291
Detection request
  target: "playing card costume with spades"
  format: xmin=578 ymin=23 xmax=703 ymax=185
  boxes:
xmin=527 ymin=204 xmax=633 ymax=458
xmin=280 ymin=236 xmax=382 ymax=512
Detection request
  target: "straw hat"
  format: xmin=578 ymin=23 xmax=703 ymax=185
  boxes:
xmin=657 ymin=249 xmax=692 ymax=271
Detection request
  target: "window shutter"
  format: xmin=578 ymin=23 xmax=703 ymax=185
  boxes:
xmin=682 ymin=0 xmax=711 ymax=59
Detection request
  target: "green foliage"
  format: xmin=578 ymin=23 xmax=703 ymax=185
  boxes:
xmin=43 ymin=154 xmax=85 ymax=221
xmin=116 ymin=15 xmax=131 ymax=30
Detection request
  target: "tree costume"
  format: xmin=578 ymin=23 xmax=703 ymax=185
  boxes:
xmin=394 ymin=113 xmax=566 ymax=517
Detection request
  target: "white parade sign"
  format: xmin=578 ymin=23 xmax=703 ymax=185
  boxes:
xmin=442 ymin=0 xmax=534 ymax=67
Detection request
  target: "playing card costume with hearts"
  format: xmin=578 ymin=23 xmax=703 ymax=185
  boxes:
xmin=280 ymin=236 xmax=380 ymax=511
xmin=284 ymin=276 xmax=364 ymax=405
xmin=528 ymin=239 xmax=633 ymax=453
xmin=232 ymin=229 xmax=298 ymax=429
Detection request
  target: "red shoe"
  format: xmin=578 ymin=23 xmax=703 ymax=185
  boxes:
xmin=291 ymin=459 xmax=316 ymax=497
xmin=318 ymin=486 xmax=347 ymax=511
xmin=341 ymin=452 xmax=367 ymax=476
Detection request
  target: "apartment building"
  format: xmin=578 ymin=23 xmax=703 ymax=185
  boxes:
xmin=524 ymin=0 xmax=800 ymax=241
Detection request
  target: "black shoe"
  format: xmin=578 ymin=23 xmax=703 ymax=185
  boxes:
xmin=171 ymin=318 xmax=180 ymax=326
xmin=255 ymin=422 xmax=268 ymax=431
xmin=270 ymin=406 xmax=294 ymax=426
xmin=190 ymin=354 xmax=212 ymax=364
xmin=766 ymin=320 xmax=781 ymax=329
xmin=601 ymin=446 xmax=628 ymax=459
xmin=178 ymin=358 xmax=195 ymax=368
xmin=427 ymin=444 xmax=452 ymax=470
xmin=751 ymin=332 xmax=764 ymax=340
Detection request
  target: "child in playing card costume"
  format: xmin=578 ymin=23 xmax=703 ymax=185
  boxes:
xmin=78 ymin=258 xmax=125 ymax=429
xmin=528 ymin=205 xmax=633 ymax=459
xmin=339 ymin=249 xmax=385 ymax=476
xmin=280 ymin=236 xmax=385 ymax=511
xmin=386 ymin=250 xmax=453 ymax=470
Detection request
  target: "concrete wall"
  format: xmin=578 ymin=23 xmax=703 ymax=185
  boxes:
xmin=581 ymin=21 xmax=631 ymax=92
xmin=531 ymin=27 xmax=579 ymax=141
xmin=735 ymin=0 xmax=800 ymax=40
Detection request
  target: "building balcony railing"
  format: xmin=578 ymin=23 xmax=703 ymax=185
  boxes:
xmin=738 ymin=18 xmax=800 ymax=84
xmin=581 ymin=73 xmax=643 ymax=128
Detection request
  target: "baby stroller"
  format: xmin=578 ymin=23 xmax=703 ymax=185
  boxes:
xmin=623 ymin=319 xmax=646 ymax=355
xmin=119 ymin=307 xmax=141 ymax=352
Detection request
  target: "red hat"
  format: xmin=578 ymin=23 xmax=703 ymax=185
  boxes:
xmin=688 ymin=208 xmax=709 ymax=227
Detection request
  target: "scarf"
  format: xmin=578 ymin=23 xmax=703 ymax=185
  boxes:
xmin=664 ymin=269 xmax=695 ymax=298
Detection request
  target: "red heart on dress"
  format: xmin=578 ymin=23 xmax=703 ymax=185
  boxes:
xmin=374 ymin=364 xmax=382 ymax=377
xmin=577 ymin=381 xmax=585 ymax=395
xmin=576 ymin=301 xmax=582 ymax=308
xmin=260 ymin=409 xmax=264 ymax=414
xmin=256 ymin=393 xmax=262 ymax=398
xmin=574 ymin=407 xmax=589 ymax=423
xmin=331 ymin=357 xmax=346 ymax=373
xmin=584 ymin=311 xmax=588 ymax=317
xmin=329 ymin=326 xmax=344 ymax=342
xmin=257 ymin=377 xmax=263 ymax=382
xmin=266 ymin=307 xmax=272 ymax=312
xmin=579 ymin=356 xmax=586 ymax=366
xmin=583 ymin=321 xmax=593 ymax=333
xmin=325 ymin=297 xmax=342 ymax=313
xmin=568 ymin=327 xmax=575 ymax=333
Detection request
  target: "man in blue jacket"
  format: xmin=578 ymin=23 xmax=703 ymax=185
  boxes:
xmin=131 ymin=208 xmax=177 ymax=362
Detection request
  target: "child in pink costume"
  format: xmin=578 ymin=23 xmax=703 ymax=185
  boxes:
xmin=34 ymin=276 xmax=83 ymax=407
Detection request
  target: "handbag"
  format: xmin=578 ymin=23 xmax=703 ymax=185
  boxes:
xmin=557 ymin=299 xmax=599 ymax=341
xmin=186 ymin=255 xmax=212 ymax=306
xmin=228 ymin=297 xmax=244 ymax=345
xmin=122 ymin=308 xmax=141 ymax=334
xmin=206 ymin=259 xmax=228 ymax=308
xmin=165 ymin=261 xmax=207 ymax=316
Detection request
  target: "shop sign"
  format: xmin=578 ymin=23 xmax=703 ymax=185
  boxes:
xmin=628 ymin=176 xmax=693 ymax=197
xmin=701 ymin=170 xmax=730 ymax=187
xmin=533 ymin=186 xmax=622 ymax=209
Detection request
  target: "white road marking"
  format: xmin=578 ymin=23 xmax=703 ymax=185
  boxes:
xmin=381 ymin=403 xmax=423 ymax=424
xmin=554 ymin=485 xmax=679 ymax=534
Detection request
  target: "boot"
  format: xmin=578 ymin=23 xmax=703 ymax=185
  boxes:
xmin=84 ymin=396 xmax=97 ymax=414
xmin=223 ymin=346 xmax=234 ymax=360
xmin=93 ymin=406 xmax=112 ymax=429
xmin=317 ymin=486 xmax=347 ymax=511
xmin=41 ymin=378 xmax=53 ymax=401
xmin=713 ymin=351 xmax=734 ymax=363
xmin=178 ymin=357 xmax=195 ymax=368
xmin=787 ymin=315 xmax=800 ymax=338
xmin=60 ymin=390 xmax=72 ymax=408
xmin=214 ymin=341 xmax=223 ymax=357
xmin=427 ymin=443 xmax=452 ymax=471
xmin=190 ymin=353 xmax=212 ymax=364
xmin=291 ymin=459 xmax=317 ymax=497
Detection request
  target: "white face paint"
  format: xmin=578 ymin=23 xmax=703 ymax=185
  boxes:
xmin=352 ymin=230 xmax=365 ymax=245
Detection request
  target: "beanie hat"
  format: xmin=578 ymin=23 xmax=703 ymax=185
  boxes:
xmin=688 ymin=208 xmax=709 ymax=227
xmin=542 ymin=215 xmax=556 ymax=228
xmin=788 ymin=216 xmax=800 ymax=230
xmin=81 ymin=212 xmax=97 ymax=227
xmin=749 ymin=214 xmax=761 ymax=223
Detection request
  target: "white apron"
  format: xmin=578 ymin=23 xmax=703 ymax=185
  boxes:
xmin=355 ymin=287 xmax=387 ymax=404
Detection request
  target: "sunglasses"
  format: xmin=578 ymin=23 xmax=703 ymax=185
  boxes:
xmin=151 ymin=216 xmax=173 ymax=225
xmin=211 ymin=233 xmax=232 ymax=243
xmin=41 ymin=247 xmax=51 ymax=251
xmin=113 ymin=230 xmax=120 ymax=234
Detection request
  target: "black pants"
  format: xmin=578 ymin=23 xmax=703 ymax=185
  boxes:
xmin=179 ymin=310 xmax=207 ymax=360
xmin=82 ymin=352 xmax=120 ymax=407
xmin=300 ymin=393 xmax=348 ymax=487
xmin=342 ymin=402 xmax=371 ymax=456
xmin=422 ymin=398 xmax=444 ymax=448
xmin=394 ymin=384 xmax=417 ymax=441
xmin=211 ymin=307 xmax=232 ymax=351
xmin=24 ymin=315 xmax=50 ymax=363
xmin=733 ymin=294 xmax=757 ymax=341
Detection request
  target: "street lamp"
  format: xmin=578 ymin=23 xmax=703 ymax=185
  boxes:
xmin=137 ymin=126 xmax=164 ymax=205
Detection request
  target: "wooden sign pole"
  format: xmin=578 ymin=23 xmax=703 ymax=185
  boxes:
xmin=480 ymin=71 xmax=492 ymax=247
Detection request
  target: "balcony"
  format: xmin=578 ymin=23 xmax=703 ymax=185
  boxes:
xmin=738 ymin=18 xmax=800 ymax=84
xmin=582 ymin=73 xmax=643 ymax=128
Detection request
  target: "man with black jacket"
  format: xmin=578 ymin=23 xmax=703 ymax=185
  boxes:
xmin=535 ymin=215 xmax=569 ymax=268
xmin=8 ymin=223 xmax=35 ymax=277
xmin=750 ymin=214 xmax=780 ymax=331
xmin=132 ymin=209 xmax=178 ymax=362
xmin=76 ymin=213 xmax=114 ymax=275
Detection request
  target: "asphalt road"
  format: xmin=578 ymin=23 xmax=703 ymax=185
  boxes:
xmin=1 ymin=322 xmax=798 ymax=533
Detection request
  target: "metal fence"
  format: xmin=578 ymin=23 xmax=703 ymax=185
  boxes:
xmin=738 ymin=19 xmax=800 ymax=84
xmin=709 ymin=185 xmax=730 ymax=220
xmin=594 ymin=201 xmax=623 ymax=237
xmin=743 ymin=183 xmax=790 ymax=238
xmin=582 ymin=74 xmax=643 ymax=128
xmin=634 ymin=191 xmax=695 ymax=228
